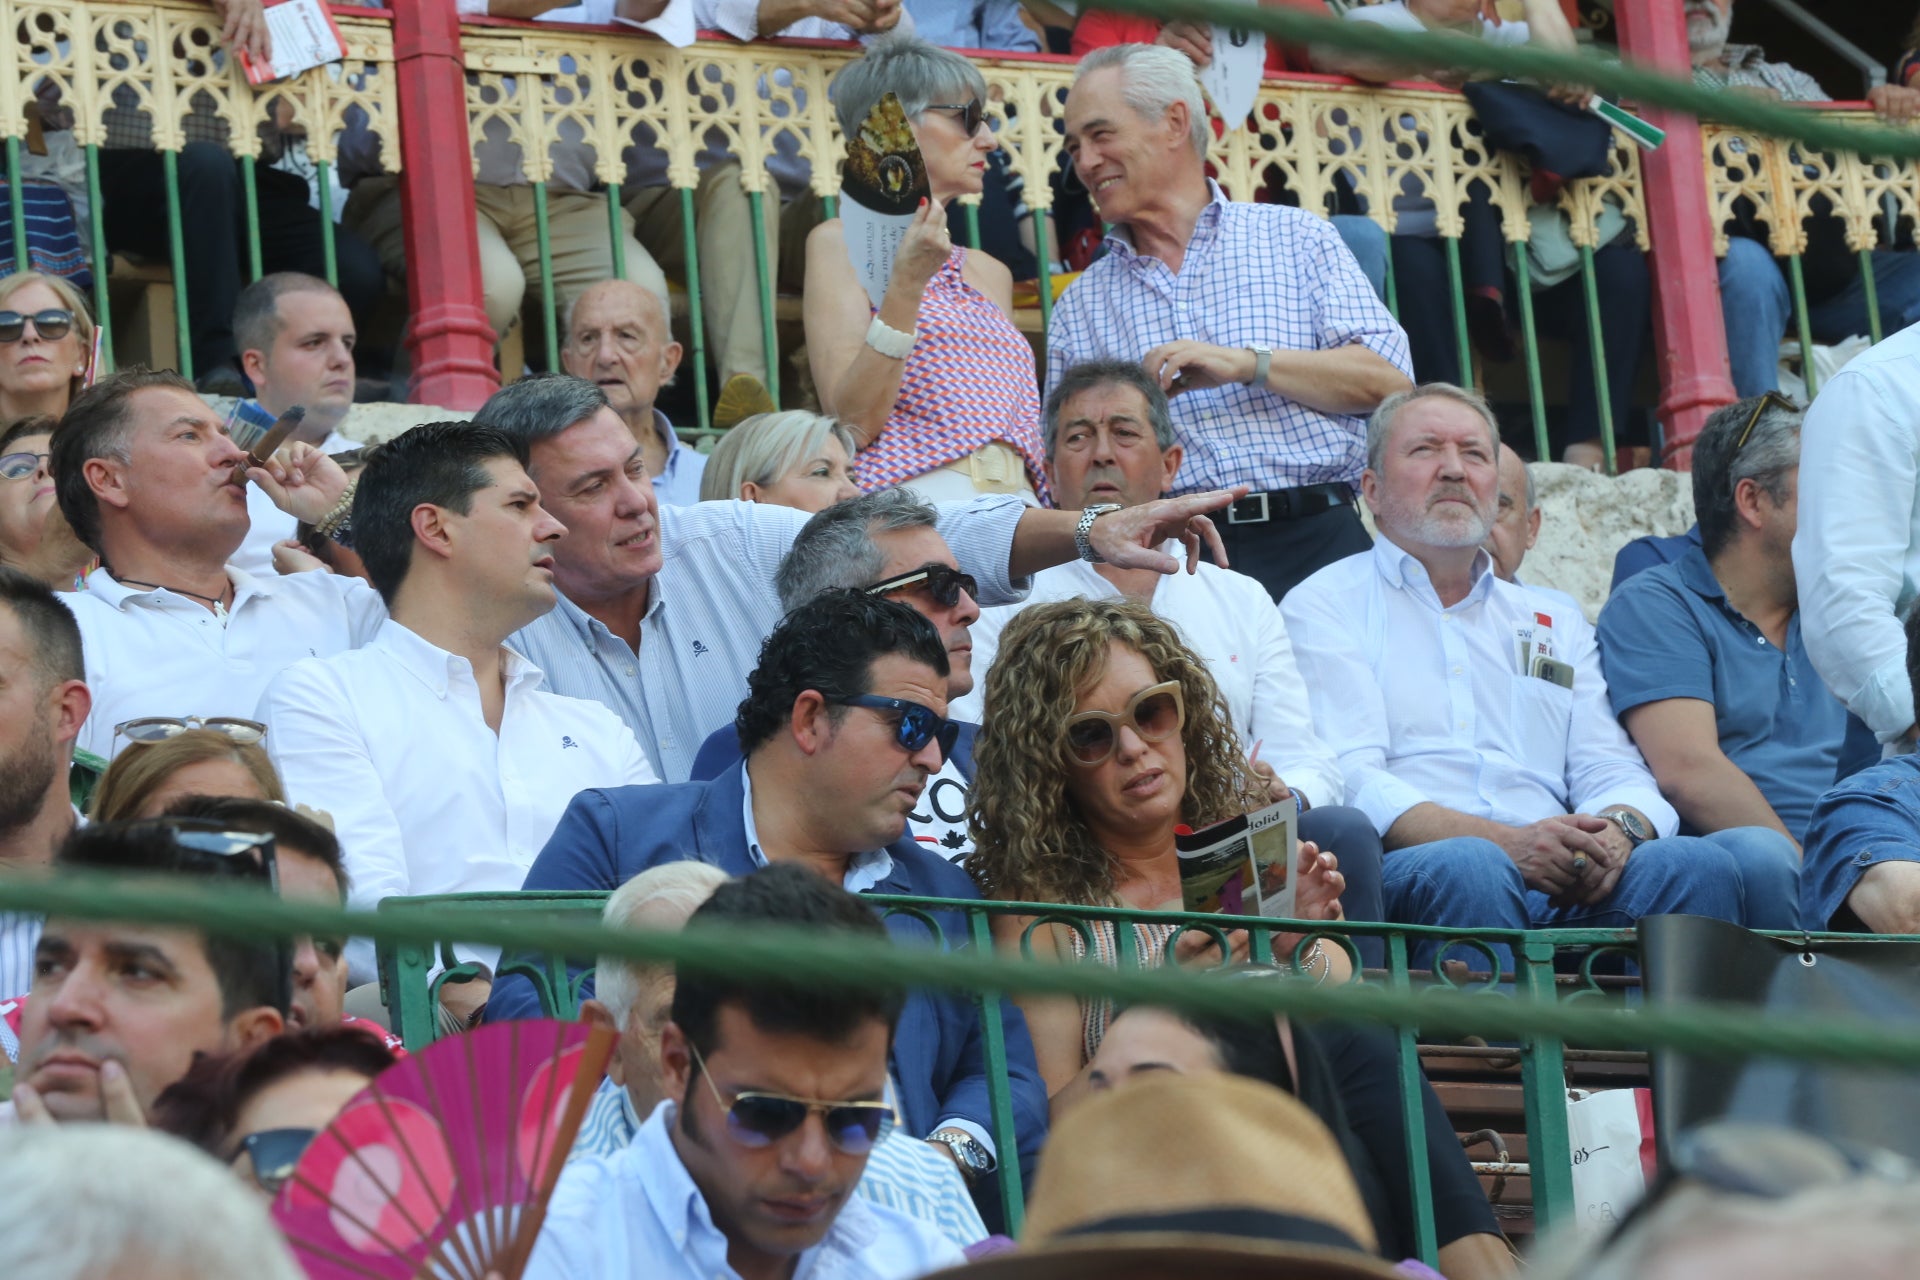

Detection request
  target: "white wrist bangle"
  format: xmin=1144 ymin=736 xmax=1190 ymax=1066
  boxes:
xmin=864 ymin=316 xmax=916 ymax=360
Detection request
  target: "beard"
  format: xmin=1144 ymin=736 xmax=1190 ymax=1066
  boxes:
xmin=1376 ymin=486 xmax=1494 ymax=550
xmin=0 ymin=701 xmax=59 ymax=845
xmin=1686 ymin=2 xmax=1731 ymax=55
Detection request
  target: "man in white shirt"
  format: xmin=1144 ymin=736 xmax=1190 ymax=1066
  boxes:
xmin=0 ymin=569 xmax=89 ymax=999
xmin=474 ymin=374 xmax=1242 ymax=782
xmin=1484 ymin=443 xmax=1581 ymax=614
xmin=956 ymin=360 xmax=1390 ymax=960
xmin=49 ymin=369 xmax=370 ymax=762
xmin=1794 ymin=319 xmax=1920 ymax=751
xmin=231 ymin=273 xmax=366 ymax=578
xmin=1283 ymin=383 xmax=1800 ymax=968
xmin=527 ymin=864 xmax=963 ymax=1280
xmin=257 ymin=422 xmax=658 ymax=1013
xmin=558 ymin=280 xmax=705 ymax=508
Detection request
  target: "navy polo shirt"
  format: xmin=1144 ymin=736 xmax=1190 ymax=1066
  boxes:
xmin=1595 ymin=544 xmax=1850 ymax=841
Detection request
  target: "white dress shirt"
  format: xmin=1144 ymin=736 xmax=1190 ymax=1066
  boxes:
xmin=527 ymin=1100 xmax=964 ymax=1280
xmin=1281 ymin=538 xmax=1677 ymax=838
xmin=1793 ymin=320 xmax=1920 ymax=743
xmin=257 ymin=619 xmax=658 ymax=982
xmin=233 ymin=429 xmax=360 ymax=579
xmin=510 ymin=496 xmax=1029 ymax=783
xmin=955 ymin=546 xmax=1344 ymax=810
xmin=66 ymin=566 xmax=385 ymax=761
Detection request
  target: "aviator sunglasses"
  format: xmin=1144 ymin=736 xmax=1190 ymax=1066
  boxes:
xmin=113 ymin=715 xmax=268 ymax=749
xmin=1065 ymin=680 xmax=1186 ymax=766
xmin=689 ymin=1041 xmax=893 ymax=1155
xmin=0 ymin=308 xmax=75 ymax=343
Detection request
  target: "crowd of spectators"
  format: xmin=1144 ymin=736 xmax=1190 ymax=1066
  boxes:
xmin=7 ymin=3 xmax=1920 ymax=1280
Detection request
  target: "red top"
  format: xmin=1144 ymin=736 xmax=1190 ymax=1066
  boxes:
xmin=1069 ymin=6 xmax=1322 ymax=73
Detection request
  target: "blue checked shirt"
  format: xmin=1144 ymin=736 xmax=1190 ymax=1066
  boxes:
xmin=568 ymin=1081 xmax=987 ymax=1252
xmin=1046 ymin=182 xmax=1412 ymax=494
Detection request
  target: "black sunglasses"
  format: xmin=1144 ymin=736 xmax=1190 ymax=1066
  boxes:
xmin=121 ymin=817 xmax=292 ymax=1015
xmin=690 ymin=1042 xmax=892 ymax=1156
xmin=831 ymin=693 xmax=961 ymax=761
xmin=925 ymin=98 xmax=986 ymax=137
xmin=863 ymin=563 xmax=978 ymax=610
xmin=235 ymin=1126 xmax=319 ymax=1195
xmin=1734 ymin=390 xmax=1798 ymax=451
xmin=0 ymin=308 xmax=74 ymax=343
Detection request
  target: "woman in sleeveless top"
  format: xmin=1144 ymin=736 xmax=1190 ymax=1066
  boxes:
xmin=967 ymin=599 xmax=1512 ymax=1279
xmin=802 ymin=34 xmax=1048 ymax=504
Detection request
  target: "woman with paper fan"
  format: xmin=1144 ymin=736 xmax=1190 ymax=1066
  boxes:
xmin=803 ymin=33 xmax=1050 ymax=505
xmin=966 ymin=598 xmax=1511 ymax=1277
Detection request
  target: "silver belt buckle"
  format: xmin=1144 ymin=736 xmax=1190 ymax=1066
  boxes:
xmin=1227 ymin=492 xmax=1270 ymax=525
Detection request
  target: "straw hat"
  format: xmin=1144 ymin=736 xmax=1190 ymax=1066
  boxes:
xmin=932 ymin=1073 xmax=1403 ymax=1280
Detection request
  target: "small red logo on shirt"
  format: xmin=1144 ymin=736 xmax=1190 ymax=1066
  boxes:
xmin=1534 ymin=612 xmax=1554 ymax=627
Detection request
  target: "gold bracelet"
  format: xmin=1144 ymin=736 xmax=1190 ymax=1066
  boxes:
xmin=314 ymin=479 xmax=358 ymax=541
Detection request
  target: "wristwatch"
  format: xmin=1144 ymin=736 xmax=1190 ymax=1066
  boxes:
xmin=1598 ymin=807 xmax=1651 ymax=848
xmin=928 ymin=1129 xmax=996 ymax=1182
xmin=1075 ymin=503 xmax=1122 ymax=563
xmin=1245 ymin=344 xmax=1273 ymax=387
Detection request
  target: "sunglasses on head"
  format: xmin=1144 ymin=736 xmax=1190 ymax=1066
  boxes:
xmin=235 ymin=1126 xmax=319 ymax=1195
xmin=863 ymin=563 xmax=978 ymax=610
xmin=689 ymin=1042 xmax=893 ymax=1155
xmin=831 ymin=693 xmax=960 ymax=761
xmin=0 ymin=450 xmax=48 ymax=480
xmin=112 ymin=716 xmax=267 ymax=748
xmin=0 ymin=309 xmax=75 ymax=343
xmin=1065 ymin=680 xmax=1185 ymax=766
xmin=924 ymin=98 xmax=986 ymax=137
xmin=1734 ymin=389 xmax=1798 ymax=451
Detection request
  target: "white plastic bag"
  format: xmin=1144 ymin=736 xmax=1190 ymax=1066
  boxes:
xmin=1565 ymin=1087 xmax=1656 ymax=1240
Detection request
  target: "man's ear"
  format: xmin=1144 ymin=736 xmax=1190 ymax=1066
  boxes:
xmin=230 ymin=1006 xmax=285 ymax=1053
xmin=1359 ymin=467 xmax=1382 ymax=518
xmin=49 ymin=679 xmax=90 ymax=751
xmin=410 ymin=502 xmax=456 ymax=564
xmin=82 ymin=455 xmax=132 ymax=514
xmin=788 ymin=689 xmax=833 ymax=756
xmin=1160 ymin=442 xmax=1185 ymax=498
xmin=239 ymin=348 xmax=269 ymax=390
xmin=658 ymin=1020 xmax=693 ymax=1102
xmin=1525 ymin=505 xmax=1542 ymax=552
xmin=659 ymin=338 xmax=685 ymax=386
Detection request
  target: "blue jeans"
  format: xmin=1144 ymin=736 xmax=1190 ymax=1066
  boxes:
xmin=1381 ymin=827 xmax=1801 ymax=974
xmin=1333 ymin=214 xmax=1390 ymax=304
xmin=1719 ymin=236 xmax=1920 ymax=396
xmin=1301 ymin=805 xmax=1387 ymax=970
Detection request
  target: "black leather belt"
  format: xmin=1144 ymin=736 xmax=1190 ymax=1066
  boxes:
xmin=1225 ymin=483 xmax=1354 ymax=525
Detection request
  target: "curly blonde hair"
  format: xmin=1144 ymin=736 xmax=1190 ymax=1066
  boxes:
xmin=967 ymin=598 xmax=1260 ymax=906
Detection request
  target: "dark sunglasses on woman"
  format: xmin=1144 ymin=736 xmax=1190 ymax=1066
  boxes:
xmin=690 ymin=1042 xmax=894 ymax=1155
xmin=831 ymin=692 xmax=961 ymax=761
xmin=235 ymin=1126 xmax=320 ymax=1194
xmin=0 ymin=308 xmax=75 ymax=343
xmin=1065 ymin=680 xmax=1186 ymax=766
xmin=924 ymin=98 xmax=986 ymax=138
xmin=863 ymin=562 xmax=978 ymax=610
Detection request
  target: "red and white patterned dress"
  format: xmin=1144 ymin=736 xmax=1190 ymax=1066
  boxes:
xmin=856 ymin=247 xmax=1051 ymax=505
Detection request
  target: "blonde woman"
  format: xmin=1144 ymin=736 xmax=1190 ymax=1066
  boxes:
xmin=0 ymin=271 xmax=94 ymax=422
xmin=90 ymin=726 xmax=284 ymax=822
xmin=967 ymin=598 xmax=1349 ymax=1102
xmin=698 ymin=410 xmax=861 ymax=513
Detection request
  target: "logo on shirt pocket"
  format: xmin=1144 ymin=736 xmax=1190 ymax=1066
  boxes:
xmin=560 ymin=736 xmax=578 ymax=749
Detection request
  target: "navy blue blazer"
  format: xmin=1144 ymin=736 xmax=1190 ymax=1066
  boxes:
xmin=485 ymin=763 xmax=1047 ymax=1181
xmin=689 ymin=720 xmax=980 ymax=784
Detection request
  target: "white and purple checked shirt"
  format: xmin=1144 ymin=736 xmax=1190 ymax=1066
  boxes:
xmin=1046 ymin=182 xmax=1412 ymax=494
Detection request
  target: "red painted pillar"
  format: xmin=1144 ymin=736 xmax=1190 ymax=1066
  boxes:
xmin=1614 ymin=0 xmax=1735 ymax=470
xmin=391 ymin=0 xmax=499 ymax=409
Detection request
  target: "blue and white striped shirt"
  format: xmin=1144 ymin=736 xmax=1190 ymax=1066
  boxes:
xmin=568 ymin=1081 xmax=987 ymax=1252
xmin=509 ymin=498 xmax=1030 ymax=784
xmin=1046 ymin=182 xmax=1412 ymax=494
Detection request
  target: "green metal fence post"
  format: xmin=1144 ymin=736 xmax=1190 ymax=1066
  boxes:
xmin=1577 ymin=244 xmax=1616 ymax=475
xmin=1859 ymin=248 xmax=1883 ymax=345
xmin=1444 ymin=234 xmax=1472 ymax=388
xmin=968 ymin=908 xmax=1026 ymax=1234
xmin=84 ymin=145 xmax=113 ymax=371
xmin=679 ymin=186 xmax=711 ymax=430
xmin=1518 ymin=934 xmax=1575 ymax=1231
xmin=747 ymin=189 xmax=779 ymax=405
xmin=1512 ymin=250 xmax=1551 ymax=462
xmin=1387 ymin=932 xmax=1440 ymax=1269
xmin=606 ymin=186 xmax=627 ymax=281
xmin=315 ymin=160 xmax=339 ymax=289
xmin=240 ymin=155 xmax=264 ymax=282
xmin=532 ymin=179 xmax=560 ymax=371
xmin=1786 ymin=252 xmax=1817 ymax=399
xmin=962 ymin=200 xmax=981 ymax=250
xmin=1031 ymin=209 xmax=1054 ymax=335
xmin=1383 ymin=252 xmax=1401 ymax=321
xmin=6 ymin=137 xmax=30 ymax=272
xmin=163 ymin=149 xmax=194 ymax=381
